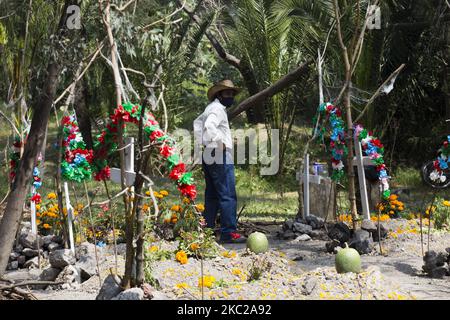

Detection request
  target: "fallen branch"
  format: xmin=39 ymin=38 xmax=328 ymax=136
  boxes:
xmin=0 ymin=280 xmax=65 ymax=290
xmin=227 ymin=60 xmax=312 ymax=120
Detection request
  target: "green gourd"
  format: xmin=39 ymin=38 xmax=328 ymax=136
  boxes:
xmin=246 ymin=232 xmax=269 ymax=254
xmin=335 ymin=243 xmax=361 ymax=274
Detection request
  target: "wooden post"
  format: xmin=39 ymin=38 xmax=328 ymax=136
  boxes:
xmin=304 ymin=153 xmax=310 ymax=218
xmin=30 ymin=187 xmax=37 ymax=234
xmin=63 ymin=182 xmax=75 ymax=254
xmin=353 ymin=134 xmax=371 ymax=220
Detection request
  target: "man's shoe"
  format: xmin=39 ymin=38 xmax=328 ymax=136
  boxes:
xmin=219 ymin=232 xmax=247 ymax=244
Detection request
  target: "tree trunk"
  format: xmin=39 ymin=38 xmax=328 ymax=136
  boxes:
xmin=0 ymin=62 xmax=60 ymax=277
xmin=73 ymin=80 xmax=93 ymax=150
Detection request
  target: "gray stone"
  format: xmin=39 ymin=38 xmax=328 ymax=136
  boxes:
xmin=76 ymin=255 xmax=98 ymax=281
xmin=372 ymin=223 xmax=388 ymax=242
xmin=349 ymin=229 xmax=373 ymax=254
xmin=327 ymin=222 xmax=351 ymax=244
xmin=282 ymin=219 xmax=294 ymax=231
xmin=19 ymin=232 xmax=39 ymax=249
xmin=325 ymin=239 xmax=341 ymax=253
xmin=361 ymin=219 xmax=377 ymax=233
xmin=49 ymin=249 xmax=76 ymax=268
xmin=55 ymin=265 xmax=81 ymax=289
xmin=306 ymin=215 xmax=325 ymax=230
xmin=310 ymin=230 xmax=322 ymax=239
xmin=9 ymin=252 xmax=20 ymax=261
xmin=2 ymin=269 xmax=40 ymax=282
xmin=14 ymin=244 xmax=23 ymax=253
xmin=17 ymin=255 xmax=26 ymax=266
xmin=294 ymin=234 xmax=312 ymax=242
xmin=47 ymin=242 xmax=61 ymax=252
xmin=23 ymin=256 xmax=39 ymax=269
xmin=52 ymin=235 xmax=64 ymax=245
xmin=429 ymin=267 xmax=448 ymax=279
xmin=281 ymin=229 xmax=297 ymax=240
xmin=112 ymin=288 xmax=144 ymax=300
xmin=96 ymin=274 xmax=123 ymax=300
xmin=301 ymin=277 xmax=317 ymax=295
xmin=35 ymin=267 xmax=61 ymax=289
xmin=8 ymin=261 xmax=19 ymax=270
xmin=23 ymin=248 xmax=41 ymax=258
xmin=293 ymin=222 xmax=313 ymax=235
xmin=42 ymin=235 xmax=54 ymax=247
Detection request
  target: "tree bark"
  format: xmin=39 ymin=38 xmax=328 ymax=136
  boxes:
xmin=227 ymin=60 xmax=312 ymax=120
xmin=73 ymin=80 xmax=94 ymax=150
xmin=0 ymin=62 xmax=60 ymax=277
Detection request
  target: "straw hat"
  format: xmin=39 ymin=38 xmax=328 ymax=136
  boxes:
xmin=207 ymin=79 xmax=240 ymax=101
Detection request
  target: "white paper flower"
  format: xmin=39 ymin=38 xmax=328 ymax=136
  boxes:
xmin=429 ymin=169 xmax=440 ymax=182
xmin=332 ymin=161 xmax=344 ymax=170
xmin=440 ymin=174 xmax=447 ymax=183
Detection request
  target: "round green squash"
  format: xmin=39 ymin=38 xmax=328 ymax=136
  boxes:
xmin=246 ymin=232 xmax=269 ymax=254
xmin=335 ymin=243 xmax=361 ymax=274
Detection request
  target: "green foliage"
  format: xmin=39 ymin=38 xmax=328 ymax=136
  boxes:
xmin=177 ymin=228 xmax=219 ymax=259
xmin=432 ymin=198 xmax=450 ymax=230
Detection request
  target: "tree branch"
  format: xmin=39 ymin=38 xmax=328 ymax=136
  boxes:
xmin=227 ymin=60 xmax=312 ymax=120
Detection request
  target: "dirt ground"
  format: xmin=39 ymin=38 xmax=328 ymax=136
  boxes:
xmin=5 ymin=217 xmax=447 ymax=300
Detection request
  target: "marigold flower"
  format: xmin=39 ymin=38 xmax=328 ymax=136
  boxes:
xmin=232 ymin=268 xmax=242 ymax=275
xmin=149 ymin=245 xmax=158 ymax=252
xmin=198 ymin=275 xmax=215 ymax=288
xmin=47 ymin=192 xmax=57 ymax=200
xmin=176 ymin=250 xmax=188 ymax=264
xmin=43 ymin=223 xmax=51 ymax=229
xmin=389 ymin=210 xmax=394 ymax=215
xmin=145 ymin=190 xmax=151 ymax=196
xmin=182 ymin=197 xmax=191 ymax=204
xmin=35 ymin=204 xmax=41 ymax=211
xmin=77 ymin=203 xmax=84 ymax=211
xmin=170 ymin=205 xmax=182 ymax=212
xmin=176 ymin=283 xmax=189 ymax=289
xmin=389 ymin=194 xmax=398 ymax=201
xmin=142 ymin=204 xmax=150 ymax=211
xmin=195 ymin=204 xmax=205 ymax=212
xmin=443 ymin=200 xmax=450 ymax=207
xmin=164 ymin=218 xmax=171 ymax=224
xmin=190 ymin=243 xmax=200 ymax=251
xmin=159 ymin=190 xmax=169 ymax=196
xmin=36 ymin=219 xmax=41 ymax=225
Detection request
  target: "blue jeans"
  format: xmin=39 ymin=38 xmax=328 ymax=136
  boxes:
xmin=202 ymin=148 xmax=237 ymax=241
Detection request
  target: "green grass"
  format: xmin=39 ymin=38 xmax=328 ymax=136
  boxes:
xmin=390 ymin=166 xmax=423 ymax=189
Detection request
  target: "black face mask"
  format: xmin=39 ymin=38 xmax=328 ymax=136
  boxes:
xmin=219 ymin=97 xmax=235 ymax=107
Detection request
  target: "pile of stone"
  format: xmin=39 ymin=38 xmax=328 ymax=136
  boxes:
xmin=325 ymin=220 xmax=388 ymax=255
xmin=277 ymin=215 xmax=326 ymax=241
xmin=6 ymin=223 xmax=101 ymax=290
xmin=96 ymin=275 xmax=168 ymax=300
xmin=422 ymin=249 xmax=450 ymax=279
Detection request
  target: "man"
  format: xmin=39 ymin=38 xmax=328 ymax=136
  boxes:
xmin=193 ymin=79 xmax=246 ymax=243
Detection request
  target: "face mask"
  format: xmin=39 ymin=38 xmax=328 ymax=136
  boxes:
xmin=219 ymin=97 xmax=235 ymax=107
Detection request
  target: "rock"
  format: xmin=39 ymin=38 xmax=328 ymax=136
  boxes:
xmin=327 ymin=222 xmax=351 ymax=244
xmin=49 ymin=249 xmax=76 ymax=268
xmin=361 ymin=219 xmax=377 ymax=233
xmin=293 ymin=234 xmax=312 ymax=242
xmin=310 ymin=230 xmax=322 ymax=238
xmin=305 ymin=215 xmax=325 ymax=230
xmin=47 ymin=242 xmax=61 ymax=252
xmin=112 ymin=288 xmax=144 ymax=300
xmin=19 ymin=232 xmax=41 ymax=249
xmin=24 ymin=256 xmax=39 ymax=268
xmin=3 ymin=269 xmax=40 ymax=282
xmin=8 ymin=261 xmax=19 ymax=270
xmin=17 ymin=255 xmax=26 ymax=266
xmin=301 ymin=277 xmax=317 ymax=295
xmin=14 ymin=244 xmax=23 ymax=253
xmin=23 ymin=248 xmax=41 ymax=258
xmin=42 ymin=235 xmax=54 ymax=248
xmin=429 ymin=267 xmax=448 ymax=279
xmin=35 ymin=267 xmax=61 ymax=289
xmin=96 ymin=274 xmax=123 ymax=300
xmin=326 ymin=239 xmax=341 ymax=253
xmin=349 ymin=229 xmax=373 ymax=255
xmin=76 ymin=255 xmax=98 ymax=282
xmin=282 ymin=219 xmax=294 ymax=231
xmin=52 ymin=235 xmax=64 ymax=245
xmin=372 ymin=223 xmax=388 ymax=242
xmin=334 ymin=246 xmax=343 ymax=254
xmin=76 ymin=242 xmax=97 ymax=259
xmin=9 ymin=252 xmax=20 ymax=261
xmin=293 ymin=222 xmax=313 ymax=235
xmin=281 ymin=230 xmax=297 ymax=240
xmin=55 ymin=265 xmax=81 ymax=289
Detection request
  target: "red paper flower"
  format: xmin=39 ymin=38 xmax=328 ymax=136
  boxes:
xmin=31 ymin=193 xmax=41 ymax=204
xmin=160 ymin=144 xmax=174 ymax=158
xmin=169 ymin=163 xmax=186 ymax=180
xmin=178 ymin=184 xmax=197 ymax=200
xmin=150 ymin=130 xmax=164 ymax=141
xmin=371 ymin=139 xmax=383 ymax=148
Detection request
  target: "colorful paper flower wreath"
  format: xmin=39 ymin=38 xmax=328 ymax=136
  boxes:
xmin=315 ymin=102 xmax=348 ymax=181
xmin=354 ymin=124 xmax=390 ymax=200
xmin=93 ymin=102 xmax=197 ymax=200
xmin=60 ymin=115 xmax=93 ymax=182
xmin=429 ymin=135 xmax=450 ymax=183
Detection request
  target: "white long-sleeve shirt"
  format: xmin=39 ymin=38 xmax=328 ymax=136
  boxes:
xmin=193 ymin=98 xmax=233 ymax=151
